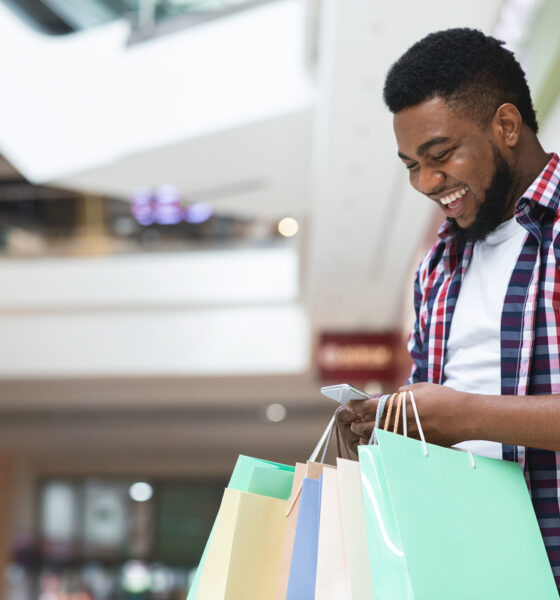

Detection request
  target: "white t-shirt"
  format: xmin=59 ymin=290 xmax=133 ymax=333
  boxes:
xmin=443 ymin=217 xmax=527 ymax=458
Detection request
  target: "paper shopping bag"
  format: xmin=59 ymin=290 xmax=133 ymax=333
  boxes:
xmin=315 ymin=466 xmax=352 ymax=600
xmin=228 ymin=455 xmax=295 ymax=498
xmin=285 ymin=476 xmax=322 ymax=600
xmin=275 ymin=461 xmax=334 ymax=600
xmin=360 ymin=430 xmax=558 ymax=599
xmin=187 ymin=455 xmax=295 ymax=600
xmin=336 ymin=458 xmax=375 ymax=600
xmin=196 ymin=487 xmax=288 ymax=600
xmin=275 ymin=463 xmax=306 ymax=600
xmin=359 ymin=440 xmax=413 ymax=600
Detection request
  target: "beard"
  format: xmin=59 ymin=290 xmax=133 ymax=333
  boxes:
xmin=453 ymin=145 xmax=516 ymax=245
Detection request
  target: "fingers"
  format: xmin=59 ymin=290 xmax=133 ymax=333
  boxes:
xmin=334 ymin=405 xmax=358 ymax=426
xmin=346 ymin=395 xmax=379 ymax=416
xmin=350 ymin=419 xmax=374 ymax=439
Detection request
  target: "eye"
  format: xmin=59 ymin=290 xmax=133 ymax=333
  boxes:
xmin=405 ymin=162 xmax=419 ymax=171
xmin=432 ymin=147 xmax=454 ymax=161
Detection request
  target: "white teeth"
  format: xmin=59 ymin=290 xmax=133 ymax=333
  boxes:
xmin=440 ymin=187 xmax=467 ymax=206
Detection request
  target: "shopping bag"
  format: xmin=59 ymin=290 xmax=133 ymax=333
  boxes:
xmin=187 ymin=455 xmax=295 ymax=600
xmin=196 ymin=487 xmax=288 ymax=600
xmin=277 ymin=416 xmax=337 ymax=600
xmin=359 ymin=391 xmax=558 ymax=600
xmin=315 ymin=466 xmax=352 ymax=600
xmin=336 ymin=458 xmax=374 ymax=600
xmin=285 ymin=475 xmax=322 ymax=600
xmin=275 ymin=461 xmax=330 ymax=600
xmin=228 ymin=455 xmax=295 ymax=498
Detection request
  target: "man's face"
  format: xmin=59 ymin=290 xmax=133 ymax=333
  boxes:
xmin=393 ymin=97 xmax=515 ymax=239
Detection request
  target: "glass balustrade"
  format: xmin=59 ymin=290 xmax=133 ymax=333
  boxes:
xmin=2 ymin=0 xmax=279 ymax=36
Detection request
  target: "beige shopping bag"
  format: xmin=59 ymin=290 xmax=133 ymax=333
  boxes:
xmin=337 ymin=457 xmax=374 ymax=600
xmin=315 ymin=466 xmax=353 ymax=599
xmin=275 ymin=416 xmax=337 ymax=600
xmin=197 ymin=487 xmax=288 ymax=600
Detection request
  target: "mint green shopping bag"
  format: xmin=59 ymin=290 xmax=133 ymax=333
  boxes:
xmin=187 ymin=455 xmax=295 ymax=600
xmin=359 ymin=442 xmax=413 ymax=599
xmin=359 ymin=392 xmax=557 ymax=600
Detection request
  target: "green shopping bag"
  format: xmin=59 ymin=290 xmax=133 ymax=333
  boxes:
xmin=359 ymin=391 xmax=558 ymax=600
xmin=187 ymin=455 xmax=295 ymax=600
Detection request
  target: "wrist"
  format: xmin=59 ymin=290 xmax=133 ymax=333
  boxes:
xmin=455 ymin=391 xmax=489 ymax=442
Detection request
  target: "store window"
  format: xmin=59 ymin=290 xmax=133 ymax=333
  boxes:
xmin=9 ymin=477 xmax=224 ymax=600
xmin=0 ymin=181 xmax=291 ymax=258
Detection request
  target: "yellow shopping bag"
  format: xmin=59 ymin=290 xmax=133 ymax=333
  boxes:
xmin=197 ymin=487 xmax=288 ymax=600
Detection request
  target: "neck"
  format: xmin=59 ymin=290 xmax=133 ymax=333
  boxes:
xmin=512 ymin=134 xmax=550 ymax=201
xmin=504 ymin=132 xmax=550 ymax=220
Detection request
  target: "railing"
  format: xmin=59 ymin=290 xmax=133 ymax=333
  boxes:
xmin=2 ymin=0 xmax=281 ymax=39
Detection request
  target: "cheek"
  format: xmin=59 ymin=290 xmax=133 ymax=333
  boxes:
xmin=448 ymin=156 xmax=486 ymax=198
xmin=408 ymin=171 xmax=419 ymax=190
xmin=451 ymin=144 xmax=495 ymax=193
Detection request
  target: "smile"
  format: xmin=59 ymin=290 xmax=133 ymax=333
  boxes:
xmin=439 ymin=186 xmax=468 ymax=206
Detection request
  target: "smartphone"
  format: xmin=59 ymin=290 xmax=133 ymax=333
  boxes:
xmin=320 ymin=383 xmax=372 ymax=405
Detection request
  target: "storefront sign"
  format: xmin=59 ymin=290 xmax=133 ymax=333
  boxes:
xmin=317 ymin=332 xmax=401 ymax=384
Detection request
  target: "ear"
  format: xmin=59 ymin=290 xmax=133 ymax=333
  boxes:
xmin=492 ymin=103 xmax=522 ymax=148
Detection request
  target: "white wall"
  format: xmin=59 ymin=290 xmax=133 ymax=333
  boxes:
xmin=0 ymin=248 xmax=310 ymax=377
xmin=541 ymin=94 xmax=560 ymax=153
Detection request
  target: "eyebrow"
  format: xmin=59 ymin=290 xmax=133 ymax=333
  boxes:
xmin=397 ymin=136 xmax=452 ymax=160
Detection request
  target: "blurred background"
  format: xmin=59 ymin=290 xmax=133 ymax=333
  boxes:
xmin=0 ymin=0 xmax=559 ymax=598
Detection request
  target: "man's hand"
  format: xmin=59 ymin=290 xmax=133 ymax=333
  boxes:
xmin=397 ymin=382 xmax=471 ymax=446
xmin=334 ymin=398 xmax=379 ymax=455
xmin=346 ymin=383 xmax=471 ymax=447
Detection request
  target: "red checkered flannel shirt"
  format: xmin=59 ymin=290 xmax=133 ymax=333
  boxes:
xmin=408 ymin=153 xmax=560 ymax=585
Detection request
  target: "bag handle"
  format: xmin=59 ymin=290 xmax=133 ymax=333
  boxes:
xmin=367 ymin=390 xmax=429 ymax=457
xmin=308 ymin=415 xmax=335 ymax=464
xmin=382 ymin=393 xmax=396 ymax=431
xmin=402 ymin=391 xmax=428 ymax=456
xmin=392 ymin=392 xmax=403 ymax=434
xmin=367 ymin=394 xmax=390 ymax=445
xmin=405 ymin=391 xmax=476 ymax=467
xmin=286 ymin=416 xmax=335 ymax=517
xmin=374 ymin=390 xmax=476 ymax=467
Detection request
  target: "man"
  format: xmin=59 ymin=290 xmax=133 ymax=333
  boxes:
xmin=337 ymin=28 xmax=560 ymax=585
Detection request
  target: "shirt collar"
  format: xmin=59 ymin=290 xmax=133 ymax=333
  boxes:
xmin=516 ymin=152 xmax=560 ymax=215
xmin=437 ymin=218 xmax=456 ymax=243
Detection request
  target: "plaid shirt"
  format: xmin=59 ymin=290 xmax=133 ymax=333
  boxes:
xmin=408 ymin=152 xmax=560 ymax=584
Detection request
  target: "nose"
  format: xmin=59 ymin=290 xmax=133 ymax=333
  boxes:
xmin=414 ymin=167 xmax=445 ymax=195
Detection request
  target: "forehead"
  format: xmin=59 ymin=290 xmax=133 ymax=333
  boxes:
xmin=393 ymin=97 xmax=474 ymax=154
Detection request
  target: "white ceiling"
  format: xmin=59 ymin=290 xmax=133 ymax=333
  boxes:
xmin=54 ymin=109 xmax=313 ymax=219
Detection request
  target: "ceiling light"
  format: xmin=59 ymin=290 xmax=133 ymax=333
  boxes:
xmin=185 ymin=202 xmax=213 ymax=224
xmin=129 ymin=482 xmax=153 ymax=502
xmin=265 ymin=403 xmax=287 ymax=422
xmin=278 ymin=217 xmax=299 ymax=237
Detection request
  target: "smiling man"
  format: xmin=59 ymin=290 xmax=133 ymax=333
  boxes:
xmin=337 ymin=28 xmax=560 ymax=586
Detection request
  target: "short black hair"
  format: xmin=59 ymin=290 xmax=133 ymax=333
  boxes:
xmin=383 ymin=28 xmax=538 ymax=133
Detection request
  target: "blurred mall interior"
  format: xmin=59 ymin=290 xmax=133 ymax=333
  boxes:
xmin=0 ymin=0 xmax=559 ymax=598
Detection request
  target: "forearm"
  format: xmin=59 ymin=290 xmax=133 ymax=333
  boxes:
xmin=349 ymin=383 xmax=560 ymax=451
xmin=465 ymin=392 xmax=560 ymax=452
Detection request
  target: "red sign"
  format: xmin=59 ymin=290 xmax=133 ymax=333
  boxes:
xmin=317 ymin=332 xmax=402 ymax=384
